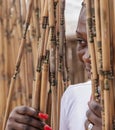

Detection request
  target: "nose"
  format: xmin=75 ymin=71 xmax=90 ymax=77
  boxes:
xmin=82 ymin=49 xmax=91 ymax=64
xmin=77 ymin=46 xmax=91 ymax=64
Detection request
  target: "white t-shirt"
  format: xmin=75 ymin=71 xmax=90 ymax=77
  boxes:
xmin=59 ymin=81 xmax=91 ymax=130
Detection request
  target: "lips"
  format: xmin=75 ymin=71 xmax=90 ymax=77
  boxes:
xmin=85 ymin=64 xmax=91 ymax=78
xmin=85 ymin=63 xmax=91 ymax=71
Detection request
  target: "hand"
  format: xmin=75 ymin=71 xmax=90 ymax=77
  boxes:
xmin=85 ymin=100 xmax=102 ymax=130
xmin=6 ymin=106 xmax=52 ymax=130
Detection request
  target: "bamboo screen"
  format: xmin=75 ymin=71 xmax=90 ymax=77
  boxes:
xmin=85 ymin=0 xmax=115 ymax=129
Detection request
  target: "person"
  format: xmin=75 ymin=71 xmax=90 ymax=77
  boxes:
xmin=5 ymin=1 xmax=102 ymax=130
xmin=59 ymin=2 xmax=102 ymax=130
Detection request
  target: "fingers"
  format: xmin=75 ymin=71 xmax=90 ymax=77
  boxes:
xmin=15 ymin=106 xmax=38 ymax=119
xmin=85 ymin=120 xmax=101 ymax=130
xmin=15 ymin=106 xmax=49 ymax=120
xmin=85 ymin=100 xmax=102 ymax=130
xmin=38 ymin=113 xmax=49 ymax=120
xmin=85 ymin=120 xmax=93 ymax=130
xmin=6 ymin=120 xmax=40 ymax=130
xmin=88 ymin=100 xmax=102 ymax=117
xmin=86 ymin=109 xmax=102 ymax=126
xmin=14 ymin=113 xmax=45 ymax=129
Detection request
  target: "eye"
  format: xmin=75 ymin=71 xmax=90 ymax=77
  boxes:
xmin=76 ymin=38 xmax=87 ymax=47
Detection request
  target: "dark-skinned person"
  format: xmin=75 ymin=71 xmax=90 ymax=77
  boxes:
xmin=5 ymin=1 xmax=102 ymax=130
xmin=59 ymin=2 xmax=102 ymax=130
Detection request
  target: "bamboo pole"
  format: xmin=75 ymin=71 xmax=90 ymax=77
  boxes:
xmin=93 ymin=0 xmax=106 ymax=129
xmin=2 ymin=77 xmax=16 ymax=130
xmin=57 ymin=0 xmax=66 ymax=129
xmin=109 ymin=0 xmax=115 ymax=129
xmin=40 ymin=62 xmax=49 ymax=113
xmin=46 ymin=85 xmax=52 ymax=125
xmin=86 ymin=0 xmax=98 ymax=101
xmin=48 ymin=0 xmax=57 ymax=129
xmin=100 ymin=0 xmax=111 ymax=129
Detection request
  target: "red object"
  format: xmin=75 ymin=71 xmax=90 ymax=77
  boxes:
xmin=38 ymin=113 xmax=49 ymax=120
xmin=44 ymin=125 xmax=52 ymax=130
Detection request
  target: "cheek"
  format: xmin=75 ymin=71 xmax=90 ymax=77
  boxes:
xmin=77 ymin=49 xmax=85 ymax=63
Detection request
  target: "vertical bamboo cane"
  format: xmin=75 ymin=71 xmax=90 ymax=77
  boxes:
xmin=108 ymin=0 xmax=115 ymax=129
xmin=86 ymin=0 xmax=98 ymax=101
xmin=100 ymin=0 xmax=111 ymax=129
xmin=93 ymin=0 xmax=106 ymax=129
xmin=57 ymin=0 xmax=65 ymax=129
xmin=48 ymin=0 xmax=57 ymax=129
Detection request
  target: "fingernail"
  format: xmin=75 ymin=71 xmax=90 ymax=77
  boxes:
xmin=38 ymin=113 xmax=48 ymax=120
xmin=44 ymin=125 xmax=52 ymax=130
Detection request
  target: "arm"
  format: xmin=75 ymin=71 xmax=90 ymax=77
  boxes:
xmin=6 ymin=106 xmax=52 ymax=130
xmin=85 ymin=100 xmax=102 ymax=130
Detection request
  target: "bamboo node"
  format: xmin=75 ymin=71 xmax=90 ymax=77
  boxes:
xmin=13 ymin=70 xmax=19 ymax=79
xmin=58 ymin=57 xmax=63 ymax=72
xmin=103 ymin=71 xmax=113 ymax=79
xmin=35 ymin=8 xmax=40 ymax=17
xmin=36 ymin=65 xmax=41 ymax=72
xmin=45 ymin=50 xmax=50 ymax=62
xmin=92 ymin=17 xmax=96 ymax=37
xmin=104 ymin=78 xmax=109 ymax=90
xmin=50 ymin=72 xmax=56 ymax=86
xmin=42 ymin=17 xmax=48 ymax=29
xmin=51 ymin=27 xmax=56 ymax=42
xmin=25 ymin=43 xmax=32 ymax=52
xmin=23 ymin=23 xmax=29 ymax=39
xmin=97 ymin=41 xmax=102 ymax=48
xmin=87 ymin=18 xmax=94 ymax=43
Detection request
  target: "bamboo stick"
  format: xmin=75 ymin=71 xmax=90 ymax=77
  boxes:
xmin=48 ymin=0 xmax=57 ymax=129
xmin=93 ymin=0 xmax=106 ymax=129
xmin=109 ymin=0 xmax=115 ymax=129
xmin=21 ymin=0 xmax=27 ymax=23
xmin=86 ymin=0 xmax=98 ymax=101
xmin=32 ymin=70 xmax=41 ymax=109
xmin=46 ymin=86 xmax=52 ymax=125
xmin=100 ymin=0 xmax=111 ymax=129
xmin=40 ymin=62 xmax=49 ymax=113
xmin=57 ymin=67 xmax=63 ymax=129
xmin=100 ymin=0 xmax=110 ymax=72
xmin=2 ymin=77 xmax=16 ymax=130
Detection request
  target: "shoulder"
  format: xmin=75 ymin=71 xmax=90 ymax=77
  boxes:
xmin=61 ymin=80 xmax=92 ymax=106
xmin=63 ymin=80 xmax=91 ymax=97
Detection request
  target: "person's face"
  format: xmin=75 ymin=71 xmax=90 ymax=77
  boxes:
xmin=76 ymin=6 xmax=91 ymax=78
